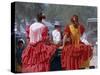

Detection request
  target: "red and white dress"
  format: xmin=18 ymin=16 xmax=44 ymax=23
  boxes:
xmin=22 ymin=22 xmax=56 ymax=72
xmin=61 ymin=24 xmax=93 ymax=70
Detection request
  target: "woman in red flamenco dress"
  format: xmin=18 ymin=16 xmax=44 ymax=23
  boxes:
xmin=21 ymin=13 xmax=56 ymax=72
xmin=59 ymin=15 xmax=93 ymax=70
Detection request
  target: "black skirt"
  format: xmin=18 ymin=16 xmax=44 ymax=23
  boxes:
xmin=50 ymin=49 xmax=62 ymax=71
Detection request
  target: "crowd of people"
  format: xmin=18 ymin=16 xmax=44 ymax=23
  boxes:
xmin=15 ymin=12 xmax=94 ymax=72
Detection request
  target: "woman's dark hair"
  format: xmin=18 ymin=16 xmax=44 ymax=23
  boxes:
xmin=36 ymin=12 xmax=43 ymax=22
xmin=55 ymin=25 xmax=60 ymax=28
xmin=71 ymin=15 xmax=79 ymax=23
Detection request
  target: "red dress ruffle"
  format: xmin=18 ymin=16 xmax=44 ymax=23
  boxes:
xmin=22 ymin=25 xmax=56 ymax=72
xmin=61 ymin=43 xmax=93 ymax=70
xmin=22 ymin=42 xmax=56 ymax=72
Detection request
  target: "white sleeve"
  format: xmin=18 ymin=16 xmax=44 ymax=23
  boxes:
xmin=56 ymin=32 xmax=61 ymax=43
xmin=52 ymin=30 xmax=61 ymax=44
xmin=29 ymin=25 xmax=32 ymax=39
xmin=29 ymin=26 xmax=32 ymax=42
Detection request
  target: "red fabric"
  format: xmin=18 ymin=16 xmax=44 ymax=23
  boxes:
xmin=22 ymin=26 xmax=56 ymax=72
xmin=22 ymin=42 xmax=56 ymax=72
xmin=64 ymin=24 xmax=85 ymax=37
xmin=61 ymin=44 xmax=92 ymax=70
xmin=42 ymin=27 xmax=48 ymax=41
xmin=61 ymin=25 xmax=92 ymax=70
xmin=25 ymin=25 xmax=30 ymax=39
xmin=64 ymin=25 xmax=70 ymax=36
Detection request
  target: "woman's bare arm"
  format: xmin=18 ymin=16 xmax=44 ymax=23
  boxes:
xmin=59 ymin=34 xmax=67 ymax=49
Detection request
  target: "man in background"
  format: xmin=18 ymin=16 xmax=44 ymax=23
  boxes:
xmin=50 ymin=21 xmax=62 ymax=71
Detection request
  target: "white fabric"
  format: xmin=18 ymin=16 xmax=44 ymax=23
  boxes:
xmin=52 ymin=29 xmax=61 ymax=44
xmin=90 ymin=45 xmax=97 ymax=67
xmin=80 ymin=33 xmax=90 ymax=45
xmin=29 ymin=22 xmax=45 ymax=44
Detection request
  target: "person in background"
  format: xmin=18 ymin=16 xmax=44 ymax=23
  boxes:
xmin=21 ymin=13 xmax=56 ymax=72
xmin=50 ymin=21 xmax=62 ymax=71
xmin=89 ymin=42 xmax=97 ymax=69
xmin=52 ymin=21 xmax=62 ymax=45
xmin=59 ymin=15 xmax=93 ymax=70
xmin=81 ymin=31 xmax=96 ymax=69
xmin=16 ymin=39 xmax=25 ymax=72
xmin=80 ymin=32 xmax=90 ymax=45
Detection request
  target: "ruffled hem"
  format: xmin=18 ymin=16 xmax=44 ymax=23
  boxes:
xmin=22 ymin=42 xmax=56 ymax=72
xmin=61 ymin=44 xmax=92 ymax=70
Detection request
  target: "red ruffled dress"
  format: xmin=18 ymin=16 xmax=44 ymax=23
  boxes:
xmin=22 ymin=22 xmax=56 ymax=72
xmin=61 ymin=24 xmax=93 ymax=70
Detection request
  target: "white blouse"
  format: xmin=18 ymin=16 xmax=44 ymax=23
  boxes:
xmin=29 ymin=22 xmax=45 ymax=44
xmin=52 ymin=29 xmax=61 ymax=44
